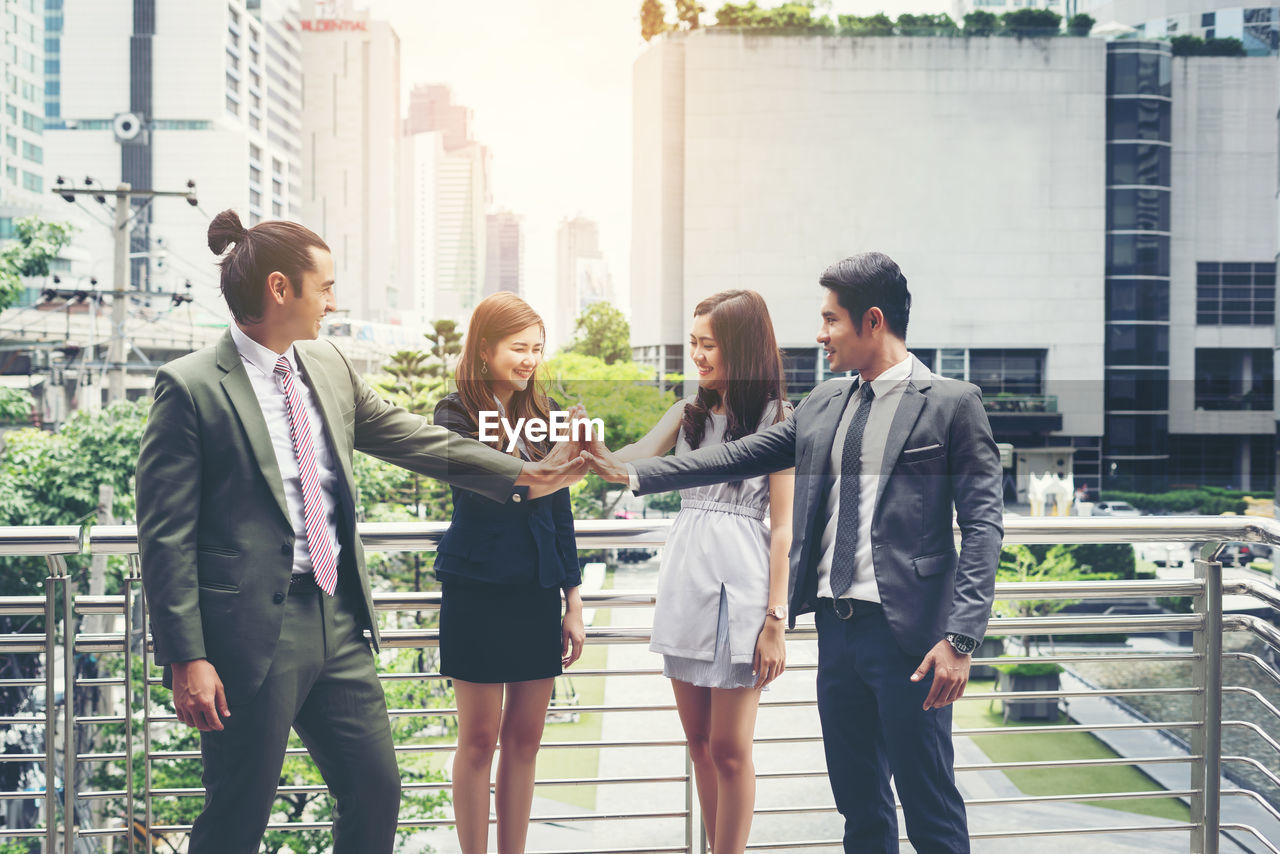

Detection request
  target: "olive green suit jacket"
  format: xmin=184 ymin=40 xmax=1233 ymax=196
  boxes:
xmin=136 ymin=330 xmax=523 ymax=703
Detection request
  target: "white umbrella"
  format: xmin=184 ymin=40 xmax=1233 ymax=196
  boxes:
xmin=1091 ymin=20 xmax=1140 ymax=38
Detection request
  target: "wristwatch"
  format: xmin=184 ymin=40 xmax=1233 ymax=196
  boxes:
xmin=944 ymin=632 xmax=978 ymax=655
xmin=766 ymin=604 xmax=788 ymax=621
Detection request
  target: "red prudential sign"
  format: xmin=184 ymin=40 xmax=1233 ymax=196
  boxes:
xmin=300 ymin=19 xmax=368 ymax=32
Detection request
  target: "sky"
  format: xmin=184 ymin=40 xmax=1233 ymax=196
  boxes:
xmin=371 ymin=0 xmax=950 ymax=343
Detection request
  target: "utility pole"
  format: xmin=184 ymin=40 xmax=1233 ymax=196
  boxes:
xmin=110 ymin=183 xmax=131 ymax=403
xmin=52 ymin=178 xmax=198 ymax=403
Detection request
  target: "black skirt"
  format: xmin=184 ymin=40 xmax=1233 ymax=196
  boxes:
xmin=439 ymin=579 xmax=564 ymax=683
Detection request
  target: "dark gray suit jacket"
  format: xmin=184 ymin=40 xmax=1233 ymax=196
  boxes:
xmin=633 ymin=357 xmax=1003 ymax=656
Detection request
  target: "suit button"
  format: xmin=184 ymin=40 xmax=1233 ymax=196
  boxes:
xmin=273 ymin=592 xmax=286 ymax=604
xmin=512 ymin=493 xmax=523 ymax=503
xmin=281 ymin=543 xmax=291 ymax=554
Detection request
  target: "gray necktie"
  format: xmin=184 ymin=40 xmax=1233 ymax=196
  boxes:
xmin=830 ymin=381 xmax=875 ymax=598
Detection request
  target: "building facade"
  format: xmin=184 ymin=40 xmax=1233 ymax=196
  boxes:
xmin=402 ymin=85 xmax=488 ymax=325
xmin=298 ymin=0 xmax=404 ymax=324
xmin=1081 ymin=0 xmax=1280 ymax=53
xmin=632 ymin=30 xmax=1278 ymax=492
xmin=45 ymin=0 xmax=304 ymax=297
xmin=484 ymin=209 xmax=523 ymax=297
xmin=556 ymin=215 xmax=612 ymax=348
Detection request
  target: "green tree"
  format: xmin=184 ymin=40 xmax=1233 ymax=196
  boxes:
xmin=0 ymin=216 xmax=76 ymax=311
xmin=1000 ymin=8 xmax=1062 ymax=36
xmin=541 ymin=352 xmax=675 ymax=518
xmin=715 ymin=1 xmax=834 ymax=31
xmin=641 ymin=0 xmax=672 ymax=40
xmin=963 ymin=10 xmax=998 ymax=35
xmin=896 ymin=12 xmax=959 ymax=35
xmin=567 ymin=301 xmax=632 ymax=365
xmin=0 ymin=387 xmax=33 ymax=424
xmin=839 ymin=12 xmax=894 ymax=35
xmin=1067 ymin=12 xmax=1095 ymax=35
xmin=425 ymin=318 xmax=464 ymax=379
xmin=676 ymin=0 xmax=705 ymax=29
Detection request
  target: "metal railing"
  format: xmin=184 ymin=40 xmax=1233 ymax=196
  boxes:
xmin=1 ymin=517 xmax=1279 ymax=853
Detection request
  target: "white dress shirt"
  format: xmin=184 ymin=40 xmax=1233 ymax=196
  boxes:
xmin=815 ymin=354 xmax=915 ymax=603
xmin=229 ymin=324 xmax=342 ymax=575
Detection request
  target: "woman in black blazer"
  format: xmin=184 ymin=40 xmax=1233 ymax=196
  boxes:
xmin=434 ymin=292 xmax=584 ymax=854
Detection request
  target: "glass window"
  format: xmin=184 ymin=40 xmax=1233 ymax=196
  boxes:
xmin=1107 ymin=279 xmax=1169 ymax=321
xmin=1107 ymin=98 xmax=1171 ymax=142
xmin=1105 ymin=323 xmax=1169 ymax=366
xmin=969 ymin=349 xmax=1045 ymax=396
xmin=1107 ymin=187 xmax=1169 ymax=231
xmin=1107 ymin=233 xmax=1170 ymax=277
xmin=1195 ymin=349 xmax=1273 ymax=410
xmin=1105 ymin=414 xmax=1169 ymax=454
xmin=1107 ymin=49 xmax=1172 ymax=98
xmin=1105 ymin=368 xmax=1169 ymax=411
xmin=909 ymin=349 xmax=935 ymax=371
xmin=1107 ymin=143 xmax=1171 ymax=186
xmin=22 ymin=141 xmax=40 ymax=163
xmin=782 ymin=348 xmax=818 ymax=393
xmin=939 ymin=348 xmax=965 ymax=379
xmin=1196 ymin=262 xmax=1275 ymax=325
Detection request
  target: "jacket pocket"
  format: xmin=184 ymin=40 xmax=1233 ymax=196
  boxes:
xmin=197 ymin=545 xmax=240 ymax=557
xmin=912 ymin=550 xmax=956 ymax=578
xmin=902 ymin=443 xmax=945 ymax=463
xmin=197 ymin=581 xmax=239 ymax=593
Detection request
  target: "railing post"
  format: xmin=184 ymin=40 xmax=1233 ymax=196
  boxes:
xmin=124 ymin=554 xmax=138 ymax=854
xmin=61 ymin=560 xmax=75 ymax=854
xmin=1191 ymin=553 xmax=1223 ymax=854
xmin=42 ymin=557 xmax=61 ymax=854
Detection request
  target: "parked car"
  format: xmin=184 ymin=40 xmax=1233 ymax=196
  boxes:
xmin=1137 ymin=542 xmax=1193 ymax=568
xmin=1220 ymin=542 xmax=1272 ymax=567
xmin=1093 ymin=500 xmax=1142 ymax=517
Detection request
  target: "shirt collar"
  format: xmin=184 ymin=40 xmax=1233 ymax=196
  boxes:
xmin=229 ymin=323 xmax=298 ymax=379
xmin=855 ymin=353 xmax=914 ymax=398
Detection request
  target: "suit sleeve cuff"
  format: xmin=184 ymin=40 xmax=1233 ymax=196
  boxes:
xmin=626 ymin=464 xmax=640 ymax=494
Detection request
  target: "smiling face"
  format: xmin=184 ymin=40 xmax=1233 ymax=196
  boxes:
xmin=483 ymin=322 xmax=544 ymax=397
xmin=817 ymin=287 xmax=876 ymax=375
xmin=280 ymin=246 xmax=336 ymax=342
xmin=689 ymin=313 xmax=725 ymax=391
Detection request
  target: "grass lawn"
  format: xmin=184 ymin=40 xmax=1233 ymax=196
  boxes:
xmin=956 ymin=680 xmax=1190 ymax=821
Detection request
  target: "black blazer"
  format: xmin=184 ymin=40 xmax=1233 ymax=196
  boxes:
xmin=432 ymin=393 xmax=581 ymax=589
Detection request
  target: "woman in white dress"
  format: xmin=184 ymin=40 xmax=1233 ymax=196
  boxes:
xmin=589 ymin=290 xmax=793 ymax=853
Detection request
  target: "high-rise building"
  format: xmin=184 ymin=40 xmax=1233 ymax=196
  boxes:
xmin=406 ymin=83 xmax=471 ymax=150
xmin=485 ymin=210 xmax=523 ymax=297
xmin=298 ymin=0 xmax=404 ymax=324
xmin=45 ymin=0 xmax=304 ymax=296
xmin=1080 ymin=0 xmax=1279 ymax=54
xmin=632 ymin=30 xmax=1277 ymax=492
xmin=0 ymin=0 xmax=47 ymax=231
xmin=402 ymin=85 xmax=488 ymax=324
xmin=556 ymin=215 xmax=612 ymax=346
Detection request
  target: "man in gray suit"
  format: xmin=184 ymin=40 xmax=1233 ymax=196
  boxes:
xmin=589 ymin=252 xmax=1002 ymax=852
xmin=137 ymin=212 xmax=587 ymax=853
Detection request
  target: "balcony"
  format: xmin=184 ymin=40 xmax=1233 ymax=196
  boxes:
xmin=1 ymin=518 xmax=1279 ymax=853
xmin=983 ymin=394 xmax=1063 ymax=436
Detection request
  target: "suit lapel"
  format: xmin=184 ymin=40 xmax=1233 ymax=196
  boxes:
xmin=216 ymin=331 xmax=291 ymax=525
xmin=874 ymin=357 xmax=934 ymax=514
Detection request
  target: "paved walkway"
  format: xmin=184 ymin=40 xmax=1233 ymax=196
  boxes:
xmin=408 ymin=558 xmax=1269 ymax=853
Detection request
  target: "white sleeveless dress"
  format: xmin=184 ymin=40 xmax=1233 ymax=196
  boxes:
xmin=652 ymin=400 xmax=788 ymax=689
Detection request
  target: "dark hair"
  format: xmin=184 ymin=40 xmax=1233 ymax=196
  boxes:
xmin=454 ymin=292 xmax=553 ymax=461
xmin=818 ymin=252 xmax=911 ymax=340
xmin=208 ymin=209 xmax=330 ymax=324
xmin=681 ymin=290 xmax=788 ymax=450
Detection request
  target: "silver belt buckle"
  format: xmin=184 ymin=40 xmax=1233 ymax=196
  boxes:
xmin=833 ymin=598 xmax=855 ymax=620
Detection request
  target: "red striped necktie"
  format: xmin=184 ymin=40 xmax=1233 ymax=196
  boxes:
xmin=273 ymin=355 xmax=338 ymax=596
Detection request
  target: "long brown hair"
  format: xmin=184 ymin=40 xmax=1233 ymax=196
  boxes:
xmin=681 ymin=290 xmax=787 ymax=449
xmin=454 ymin=292 xmax=553 ymax=460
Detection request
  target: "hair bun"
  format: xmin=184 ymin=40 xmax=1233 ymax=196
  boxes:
xmin=207 ymin=209 xmax=248 ymax=255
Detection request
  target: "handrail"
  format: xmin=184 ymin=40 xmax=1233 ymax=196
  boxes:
xmin=72 ymin=514 xmax=1280 ymax=553
xmin=3 ymin=518 xmax=1280 ymax=854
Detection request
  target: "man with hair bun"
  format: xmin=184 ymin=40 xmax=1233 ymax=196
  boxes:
xmin=135 ymin=210 xmax=589 ymax=854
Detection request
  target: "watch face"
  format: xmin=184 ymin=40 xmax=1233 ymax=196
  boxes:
xmin=948 ymin=633 xmax=977 ymax=654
